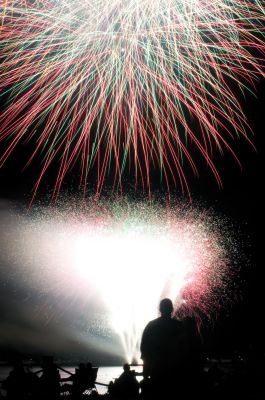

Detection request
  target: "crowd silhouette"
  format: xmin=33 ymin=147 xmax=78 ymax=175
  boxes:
xmin=1 ymin=357 xmax=98 ymax=399
xmin=0 ymin=298 xmax=264 ymax=399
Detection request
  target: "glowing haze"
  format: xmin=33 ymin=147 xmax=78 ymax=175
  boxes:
xmin=0 ymin=1 xmax=264 ymax=197
xmin=0 ymin=199 xmax=235 ymax=362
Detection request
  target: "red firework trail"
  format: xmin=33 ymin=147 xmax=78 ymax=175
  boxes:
xmin=0 ymin=1 xmax=264 ymax=198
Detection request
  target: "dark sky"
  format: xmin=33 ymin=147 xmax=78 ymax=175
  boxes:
xmin=0 ymin=77 xmax=264 ymax=364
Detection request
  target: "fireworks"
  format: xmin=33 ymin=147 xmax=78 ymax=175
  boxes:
xmin=0 ymin=1 xmax=264 ymax=196
xmin=0 ymin=198 xmax=239 ymax=361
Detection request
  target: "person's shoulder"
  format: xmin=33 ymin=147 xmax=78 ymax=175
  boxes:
xmin=171 ymin=317 xmax=182 ymax=325
xmin=144 ymin=317 xmax=160 ymax=329
xmin=168 ymin=317 xmax=182 ymax=330
xmin=182 ymin=316 xmax=196 ymax=329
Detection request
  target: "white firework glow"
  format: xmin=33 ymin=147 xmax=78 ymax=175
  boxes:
xmin=0 ymin=199 xmax=235 ymax=361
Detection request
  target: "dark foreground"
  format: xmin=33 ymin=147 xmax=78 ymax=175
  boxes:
xmin=0 ymin=355 xmax=264 ymax=400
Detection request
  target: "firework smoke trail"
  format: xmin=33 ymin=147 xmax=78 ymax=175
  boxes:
xmin=0 ymin=198 xmax=239 ymax=361
xmin=0 ymin=1 xmax=264 ymax=198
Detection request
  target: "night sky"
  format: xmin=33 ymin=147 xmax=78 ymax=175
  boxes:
xmin=0 ymin=74 xmax=264 ymax=364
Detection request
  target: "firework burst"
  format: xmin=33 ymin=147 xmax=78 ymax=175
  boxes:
xmin=0 ymin=197 xmax=240 ymax=361
xmin=0 ymin=1 xmax=264 ymax=197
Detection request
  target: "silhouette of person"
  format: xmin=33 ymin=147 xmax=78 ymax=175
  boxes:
xmin=140 ymin=298 xmax=184 ymax=396
xmin=71 ymin=362 xmax=97 ymax=397
xmin=72 ymin=363 xmax=87 ymax=397
xmin=2 ymin=362 xmax=27 ymax=400
xmin=108 ymin=363 xmax=139 ymax=399
xmin=39 ymin=356 xmax=60 ymax=399
xmin=24 ymin=368 xmax=41 ymax=398
xmin=181 ymin=314 xmax=204 ymax=397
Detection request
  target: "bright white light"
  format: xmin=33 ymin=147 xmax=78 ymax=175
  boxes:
xmin=1 ymin=201 xmax=229 ymax=362
xmin=70 ymin=228 xmax=193 ymax=361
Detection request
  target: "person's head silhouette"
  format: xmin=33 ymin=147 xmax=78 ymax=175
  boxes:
xmin=123 ymin=363 xmax=130 ymax=373
xmin=159 ymin=298 xmax=173 ymax=317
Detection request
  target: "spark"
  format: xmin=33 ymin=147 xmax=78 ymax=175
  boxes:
xmin=0 ymin=1 xmax=264 ymax=197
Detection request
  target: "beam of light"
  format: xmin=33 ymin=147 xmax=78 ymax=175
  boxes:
xmin=0 ymin=199 xmax=239 ymax=362
xmin=0 ymin=1 xmax=264 ymax=198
